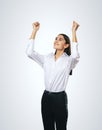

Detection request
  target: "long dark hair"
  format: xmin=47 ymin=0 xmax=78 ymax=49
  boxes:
xmin=55 ymin=33 xmax=72 ymax=75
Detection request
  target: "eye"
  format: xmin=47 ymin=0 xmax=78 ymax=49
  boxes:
xmin=55 ymin=37 xmax=64 ymax=41
xmin=59 ymin=38 xmax=63 ymax=41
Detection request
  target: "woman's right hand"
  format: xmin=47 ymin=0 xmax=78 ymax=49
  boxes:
xmin=32 ymin=22 xmax=40 ymax=31
xmin=29 ymin=22 xmax=40 ymax=39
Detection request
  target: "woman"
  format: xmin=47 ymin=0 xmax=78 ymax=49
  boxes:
xmin=26 ymin=21 xmax=80 ymax=130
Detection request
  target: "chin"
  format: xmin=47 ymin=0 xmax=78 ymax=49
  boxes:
xmin=54 ymin=45 xmax=59 ymax=50
xmin=53 ymin=46 xmax=56 ymax=49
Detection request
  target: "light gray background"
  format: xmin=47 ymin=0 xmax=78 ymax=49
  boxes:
xmin=0 ymin=0 xmax=102 ymax=130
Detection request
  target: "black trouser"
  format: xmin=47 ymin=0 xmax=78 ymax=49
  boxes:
xmin=41 ymin=90 xmax=68 ymax=130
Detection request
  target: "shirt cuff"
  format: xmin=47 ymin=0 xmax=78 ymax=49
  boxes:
xmin=72 ymin=42 xmax=78 ymax=46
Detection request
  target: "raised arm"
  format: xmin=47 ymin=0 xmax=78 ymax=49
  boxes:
xmin=26 ymin=22 xmax=45 ymax=68
xmin=70 ymin=21 xmax=80 ymax=69
xmin=29 ymin=22 xmax=40 ymax=39
xmin=72 ymin=21 xmax=79 ymax=43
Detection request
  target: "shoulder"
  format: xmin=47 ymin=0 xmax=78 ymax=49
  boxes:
xmin=43 ymin=52 xmax=54 ymax=61
xmin=46 ymin=52 xmax=54 ymax=58
xmin=63 ymin=52 xmax=70 ymax=59
xmin=62 ymin=53 xmax=73 ymax=65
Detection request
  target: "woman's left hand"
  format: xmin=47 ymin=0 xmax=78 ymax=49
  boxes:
xmin=72 ymin=21 xmax=80 ymax=32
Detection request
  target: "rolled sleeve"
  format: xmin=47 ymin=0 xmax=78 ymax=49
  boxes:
xmin=70 ymin=42 xmax=80 ymax=69
xmin=26 ymin=39 xmax=45 ymax=68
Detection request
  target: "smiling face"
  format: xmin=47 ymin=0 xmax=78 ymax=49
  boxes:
xmin=53 ymin=34 xmax=69 ymax=51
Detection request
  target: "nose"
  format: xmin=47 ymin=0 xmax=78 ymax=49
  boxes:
xmin=55 ymin=40 xmax=59 ymax=44
xmin=55 ymin=40 xmax=58 ymax=43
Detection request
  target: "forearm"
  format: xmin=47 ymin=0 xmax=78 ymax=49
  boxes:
xmin=29 ymin=30 xmax=37 ymax=39
xmin=26 ymin=39 xmax=34 ymax=57
xmin=29 ymin=22 xmax=40 ymax=39
xmin=26 ymin=39 xmax=45 ymax=68
xmin=72 ymin=21 xmax=79 ymax=43
xmin=72 ymin=31 xmax=78 ymax=43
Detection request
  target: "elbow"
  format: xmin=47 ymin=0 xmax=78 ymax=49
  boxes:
xmin=75 ymin=54 xmax=80 ymax=65
xmin=76 ymin=54 xmax=80 ymax=61
xmin=71 ymin=52 xmax=80 ymax=59
xmin=26 ymin=49 xmax=33 ymax=58
xmin=70 ymin=55 xmax=80 ymax=70
xmin=75 ymin=54 xmax=80 ymax=63
xmin=71 ymin=53 xmax=80 ymax=65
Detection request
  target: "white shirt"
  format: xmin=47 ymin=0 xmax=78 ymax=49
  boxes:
xmin=26 ymin=39 xmax=80 ymax=92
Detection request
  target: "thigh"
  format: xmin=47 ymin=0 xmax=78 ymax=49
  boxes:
xmin=54 ymin=92 xmax=68 ymax=130
xmin=41 ymin=92 xmax=55 ymax=130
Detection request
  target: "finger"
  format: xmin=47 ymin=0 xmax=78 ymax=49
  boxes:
xmin=35 ymin=22 xmax=40 ymax=26
xmin=75 ymin=21 xmax=80 ymax=27
xmin=73 ymin=21 xmax=75 ymax=24
xmin=76 ymin=24 xmax=80 ymax=30
xmin=73 ymin=21 xmax=80 ymax=27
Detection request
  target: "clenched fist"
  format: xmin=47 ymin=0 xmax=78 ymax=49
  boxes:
xmin=72 ymin=21 xmax=80 ymax=32
xmin=32 ymin=22 xmax=40 ymax=31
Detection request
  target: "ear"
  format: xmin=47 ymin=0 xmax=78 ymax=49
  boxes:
xmin=64 ymin=44 xmax=69 ymax=49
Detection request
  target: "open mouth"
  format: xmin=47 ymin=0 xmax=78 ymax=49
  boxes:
xmin=55 ymin=43 xmax=59 ymax=46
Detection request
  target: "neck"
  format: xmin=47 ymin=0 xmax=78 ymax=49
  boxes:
xmin=55 ymin=50 xmax=64 ymax=61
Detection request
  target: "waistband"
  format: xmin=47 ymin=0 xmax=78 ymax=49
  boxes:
xmin=44 ymin=90 xmax=65 ymax=94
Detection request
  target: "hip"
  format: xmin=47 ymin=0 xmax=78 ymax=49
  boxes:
xmin=41 ymin=90 xmax=68 ymax=105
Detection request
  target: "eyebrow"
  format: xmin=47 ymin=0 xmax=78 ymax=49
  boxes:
xmin=55 ymin=37 xmax=64 ymax=40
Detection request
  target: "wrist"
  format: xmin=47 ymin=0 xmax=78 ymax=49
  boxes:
xmin=33 ymin=29 xmax=37 ymax=33
xmin=72 ymin=30 xmax=76 ymax=33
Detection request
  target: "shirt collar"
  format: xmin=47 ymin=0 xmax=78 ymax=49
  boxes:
xmin=51 ymin=52 xmax=68 ymax=57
